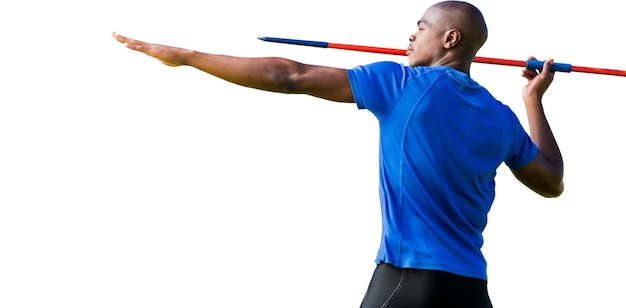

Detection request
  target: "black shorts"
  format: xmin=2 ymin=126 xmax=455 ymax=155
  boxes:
xmin=360 ymin=262 xmax=493 ymax=308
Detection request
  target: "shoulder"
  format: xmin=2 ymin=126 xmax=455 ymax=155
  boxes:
xmin=348 ymin=62 xmax=452 ymax=85
xmin=348 ymin=61 xmax=405 ymax=74
xmin=349 ymin=61 xmax=446 ymax=73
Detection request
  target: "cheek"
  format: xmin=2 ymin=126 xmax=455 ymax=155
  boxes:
xmin=418 ymin=39 xmax=438 ymax=55
xmin=415 ymin=36 xmax=431 ymax=48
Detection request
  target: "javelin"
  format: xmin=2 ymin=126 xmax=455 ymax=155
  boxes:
xmin=258 ymin=37 xmax=626 ymax=77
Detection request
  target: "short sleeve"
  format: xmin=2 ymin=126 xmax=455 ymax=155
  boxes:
xmin=503 ymin=107 xmax=538 ymax=169
xmin=346 ymin=61 xmax=408 ymax=119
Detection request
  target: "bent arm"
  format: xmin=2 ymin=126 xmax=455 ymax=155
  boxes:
xmin=511 ymin=58 xmax=564 ymax=197
xmin=112 ymin=32 xmax=354 ymax=103
xmin=511 ymin=143 xmax=563 ymax=198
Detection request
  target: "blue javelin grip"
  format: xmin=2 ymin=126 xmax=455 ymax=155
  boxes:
xmin=526 ymin=59 xmax=572 ymax=73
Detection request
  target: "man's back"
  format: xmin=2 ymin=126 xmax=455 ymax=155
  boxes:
xmin=348 ymin=62 xmax=538 ymax=279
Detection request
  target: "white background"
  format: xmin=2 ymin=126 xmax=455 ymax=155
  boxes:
xmin=1 ymin=1 xmax=624 ymax=307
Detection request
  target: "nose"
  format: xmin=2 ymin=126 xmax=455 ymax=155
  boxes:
xmin=409 ymin=34 xmax=416 ymax=42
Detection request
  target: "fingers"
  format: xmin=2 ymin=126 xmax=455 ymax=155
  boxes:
xmin=542 ymin=58 xmax=554 ymax=72
xmin=522 ymin=70 xmax=537 ymax=80
xmin=521 ymin=56 xmax=537 ymax=79
xmin=111 ymin=32 xmax=147 ymax=52
xmin=539 ymin=58 xmax=555 ymax=78
xmin=521 ymin=56 xmax=555 ymax=100
xmin=521 ymin=56 xmax=556 ymax=81
xmin=112 ymin=31 xmax=129 ymax=44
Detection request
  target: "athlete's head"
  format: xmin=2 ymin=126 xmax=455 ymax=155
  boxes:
xmin=407 ymin=1 xmax=488 ymax=72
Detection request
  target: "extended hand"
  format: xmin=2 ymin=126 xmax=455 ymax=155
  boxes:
xmin=112 ymin=32 xmax=191 ymax=67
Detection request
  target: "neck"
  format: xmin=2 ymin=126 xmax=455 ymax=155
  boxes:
xmin=432 ymin=49 xmax=477 ymax=74
xmin=432 ymin=58 xmax=472 ymax=75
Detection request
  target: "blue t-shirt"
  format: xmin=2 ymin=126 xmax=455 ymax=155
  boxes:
xmin=346 ymin=61 xmax=538 ymax=280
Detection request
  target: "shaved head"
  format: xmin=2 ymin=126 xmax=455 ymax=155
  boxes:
xmin=429 ymin=1 xmax=488 ymax=53
xmin=407 ymin=1 xmax=488 ymax=72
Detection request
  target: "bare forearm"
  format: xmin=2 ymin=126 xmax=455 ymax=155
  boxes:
xmin=182 ymin=50 xmax=304 ymax=94
xmin=525 ymin=96 xmax=563 ymax=173
xmin=112 ymin=32 xmax=354 ymax=102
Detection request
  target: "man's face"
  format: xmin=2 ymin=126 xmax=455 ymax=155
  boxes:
xmin=406 ymin=7 xmax=447 ymax=67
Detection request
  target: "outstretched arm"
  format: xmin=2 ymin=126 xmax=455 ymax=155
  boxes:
xmin=112 ymin=32 xmax=355 ymax=103
xmin=511 ymin=57 xmax=564 ymax=197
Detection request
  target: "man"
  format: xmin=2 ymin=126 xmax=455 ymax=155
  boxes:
xmin=113 ymin=1 xmax=563 ymax=307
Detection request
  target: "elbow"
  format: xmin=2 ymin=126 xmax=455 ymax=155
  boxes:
xmin=537 ymin=181 xmax=564 ymax=198
xmin=264 ymin=60 xmax=304 ymax=94
xmin=544 ymin=170 xmax=565 ymax=198
xmin=517 ymin=172 xmax=564 ymax=198
xmin=267 ymin=69 xmax=296 ymax=93
xmin=512 ymin=156 xmax=565 ymax=198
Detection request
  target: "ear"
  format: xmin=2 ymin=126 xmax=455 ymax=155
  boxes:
xmin=443 ymin=29 xmax=461 ymax=49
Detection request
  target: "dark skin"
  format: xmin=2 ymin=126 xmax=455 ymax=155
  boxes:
xmin=112 ymin=1 xmax=563 ymax=197
xmin=406 ymin=1 xmax=488 ymax=73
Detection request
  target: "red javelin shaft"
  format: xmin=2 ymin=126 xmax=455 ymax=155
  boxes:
xmin=330 ymin=42 xmax=530 ymax=67
xmin=328 ymin=43 xmax=626 ymax=77
xmin=259 ymin=37 xmax=626 ymax=77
